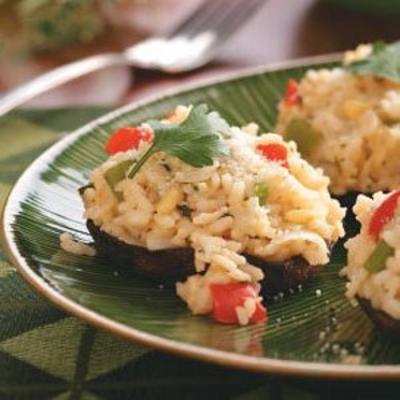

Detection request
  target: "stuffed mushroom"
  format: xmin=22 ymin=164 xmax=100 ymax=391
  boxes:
xmin=343 ymin=191 xmax=400 ymax=336
xmin=79 ymin=104 xmax=345 ymax=325
xmin=276 ymin=42 xmax=400 ymax=195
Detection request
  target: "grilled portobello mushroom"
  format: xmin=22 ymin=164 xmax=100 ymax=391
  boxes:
xmin=87 ymin=219 xmax=321 ymax=295
xmin=87 ymin=219 xmax=194 ymax=282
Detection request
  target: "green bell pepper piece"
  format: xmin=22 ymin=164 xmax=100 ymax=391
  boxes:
xmin=285 ymin=117 xmax=322 ymax=157
xmin=364 ymin=239 xmax=394 ymax=273
xmin=104 ymin=159 xmax=134 ymax=201
xmin=254 ymin=182 xmax=269 ymax=206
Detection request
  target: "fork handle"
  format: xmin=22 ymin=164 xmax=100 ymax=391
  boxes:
xmin=0 ymin=52 xmax=128 ymax=116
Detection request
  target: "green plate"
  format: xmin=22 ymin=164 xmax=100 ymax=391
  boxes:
xmin=3 ymin=54 xmax=400 ymax=379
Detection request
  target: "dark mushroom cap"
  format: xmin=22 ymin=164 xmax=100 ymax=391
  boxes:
xmin=87 ymin=219 xmax=195 ymax=282
xmin=87 ymin=219 xmax=322 ymax=295
xmin=358 ymin=296 xmax=400 ymax=338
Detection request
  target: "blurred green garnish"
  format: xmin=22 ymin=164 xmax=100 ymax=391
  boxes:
xmin=345 ymin=41 xmax=400 ymax=83
xmin=0 ymin=0 xmax=127 ymax=51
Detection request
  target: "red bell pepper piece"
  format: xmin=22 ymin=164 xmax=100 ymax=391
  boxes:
xmin=257 ymin=143 xmax=289 ymax=168
xmin=284 ymin=79 xmax=300 ymax=106
xmin=105 ymin=127 xmax=153 ymax=155
xmin=210 ymin=282 xmax=267 ymax=324
xmin=369 ymin=190 xmax=400 ymax=240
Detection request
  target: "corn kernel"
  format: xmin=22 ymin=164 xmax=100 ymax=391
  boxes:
xmin=341 ymin=99 xmax=368 ymax=120
xmin=285 ymin=209 xmax=322 ymax=224
xmin=156 ymin=187 xmax=183 ymax=214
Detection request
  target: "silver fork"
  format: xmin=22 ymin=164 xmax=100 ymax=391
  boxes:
xmin=0 ymin=0 xmax=265 ymax=116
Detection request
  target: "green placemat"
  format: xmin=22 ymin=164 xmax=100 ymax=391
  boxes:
xmin=0 ymin=107 xmax=399 ymax=400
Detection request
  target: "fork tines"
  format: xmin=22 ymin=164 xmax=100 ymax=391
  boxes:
xmin=169 ymin=0 xmax=266 ymax=39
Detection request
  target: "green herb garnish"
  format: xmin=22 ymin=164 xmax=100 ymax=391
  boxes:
xmin=105 ymin=159 xmax=134 ymax=201
xmin=345 ymin=41 xmax=400 ymax=83
xmin=177 ymin=204 xmax=193 ymax=218
xmin=254 ymin=182 xmax=269 ymax=206
xmin=364 ymin=239 xmax=394 ymax=273
xmin=161 ymin=162 xmax=172 ymax=172
xmin=127 ymin=104 xmax=228 ymax=179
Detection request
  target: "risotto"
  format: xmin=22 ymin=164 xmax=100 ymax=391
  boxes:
xmin=343 ymin=191 xmax=400 ymax=321
xmin=81 ymin=104 xmax=345 ymax=325
xmin=276 ymin=43 xmax=400 ymax=194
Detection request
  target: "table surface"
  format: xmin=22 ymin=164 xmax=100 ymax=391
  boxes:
xmin=1 ymin=1 xmax=400 ymax=399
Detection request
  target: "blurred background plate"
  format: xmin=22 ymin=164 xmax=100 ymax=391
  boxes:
xmin=4 ymin=55 xmax=400 ymax=379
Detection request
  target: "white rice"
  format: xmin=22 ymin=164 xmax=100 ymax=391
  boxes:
xmin=60 ymin=232 xmax=96 ymax=257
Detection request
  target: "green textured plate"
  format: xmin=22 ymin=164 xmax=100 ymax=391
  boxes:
xmin=3 ymin=54 xmax=400 ymax=379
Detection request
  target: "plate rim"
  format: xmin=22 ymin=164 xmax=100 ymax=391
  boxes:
xmin=3 ymin=52 xmax=400 ymax=380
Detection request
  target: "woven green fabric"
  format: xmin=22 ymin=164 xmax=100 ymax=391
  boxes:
xmin=0 ymin=108 xmax=399 ymax=400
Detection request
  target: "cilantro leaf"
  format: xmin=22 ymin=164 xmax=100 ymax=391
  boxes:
xmin=207 ymin=110 xmax=231 ymax=138
xmin=345 ymin=41 xmax=400 ymax=82
xmin=128 ymin=104 xmax=228 ymax=178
